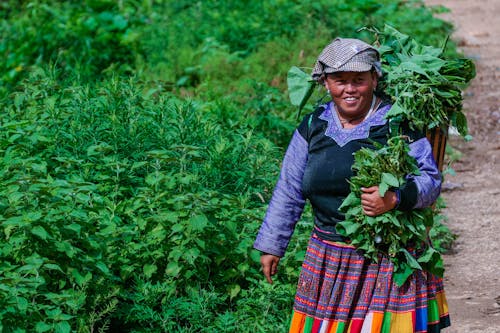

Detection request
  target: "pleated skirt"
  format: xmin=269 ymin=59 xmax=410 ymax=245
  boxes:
xmin=289 ymin=235 xmax=450 ymax=333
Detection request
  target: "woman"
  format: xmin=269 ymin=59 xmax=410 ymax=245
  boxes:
xmin=253 ymin=38 xmax=450 ymax=332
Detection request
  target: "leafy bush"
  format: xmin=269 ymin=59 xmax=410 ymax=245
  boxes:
xmin=0 ymin=0 xmax=147 ymax=94
xmin=0 ymin=69 xmax=284 ymax=331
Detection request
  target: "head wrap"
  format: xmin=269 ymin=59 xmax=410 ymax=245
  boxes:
xmin=311 ymin=37 xmax=382 ymax=81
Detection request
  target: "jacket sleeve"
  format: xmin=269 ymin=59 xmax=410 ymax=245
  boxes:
xmin=253 ymin=129 xmax=308 ymax=257
xmin=397 ymin=137 xmax=442 ymax=210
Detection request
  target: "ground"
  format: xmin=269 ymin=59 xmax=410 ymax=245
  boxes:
xmin=424 ymin=0 xmax=500 ymax=332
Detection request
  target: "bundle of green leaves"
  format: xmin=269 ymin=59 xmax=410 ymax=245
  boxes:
xmin=336 ymin=137 xmax=443 ymax=286
xmin=376 ymin=25 xmax=476 ymax=138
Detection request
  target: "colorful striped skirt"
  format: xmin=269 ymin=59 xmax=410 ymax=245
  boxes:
xmin=289 ymin=235 xmax=450 ymax=333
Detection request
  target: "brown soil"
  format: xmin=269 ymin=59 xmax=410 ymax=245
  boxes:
xmin=424 ymin=0 xmax=500 ymax=332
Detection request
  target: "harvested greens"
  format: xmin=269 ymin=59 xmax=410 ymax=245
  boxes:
xmin=336 ymin=136 xmax=443 ymax=286
xmin=376 ymin=25 xmax=476 ymax=138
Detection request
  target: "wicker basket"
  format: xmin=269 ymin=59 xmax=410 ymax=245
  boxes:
xmin=426 ymin=127 xmax=448 ymax=173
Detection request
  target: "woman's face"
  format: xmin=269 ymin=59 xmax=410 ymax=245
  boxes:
xmin=324 ymin=71 xmax=377 ymax=118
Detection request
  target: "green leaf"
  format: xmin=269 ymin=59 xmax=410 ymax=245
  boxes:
xmin=410 ymin=54 xmax=445 ymax=72
xmin=164 ymin=211 xmax=179 ymax=223
xmin=43 ymin=263 xmax=64 ymax=272
xmin=393 ymin=262 xmax=414 ymax=287
xmin=46 ymin=308 xmax=62 ymax=319
xmin=287 ymin=66 xmax=317 ymax=116
xmin=454 ymin=111 xmax=469 ymax=137
xmin=250 ymin=249 xmax=261 ymax=263
xmin=143 ymin=263 xmax=157 ymax=278
xmin=385 ymin=212 xmax=401 ymax=227
xmin=378 ymin=182 xmax=389 ymax=197
xmin=112 ymin=14 xmax=128 ymax=30
xmin=335 ymin=221 xmax=360 ymax=236
xmin=31 ymin=226 xmax=50 ymax=240
xmin=228 ymin=284 xmax=241 ymax=300
xmin=381 ymin=172 xmax=399 ymax=187
xmin=168 ymin=247 xmax=183 ymax=261
xmin=170 ymin=223 xmax=183 ymax=235
xmin=294 ymin=250 xmax=306 ymax=261
xmin=385 ymin=101 xmax=407 ymax=118
xmin=166 ymin=262 xmax=181 ymax=277
xmin=55 ymin=241 xmax=77 ymax=258
xmin=131 ymin=161 xmax=148 ymax=170
xmin=401 ymin=249 xmax=422 ymax=270
xmin=365 ymin=216 xmax=377 ymax=226
xmin=17 ymin=296 xmax=28 ymax=312
xmin=149 ymin=223 xmax=166 ymax=241
xmin=184 ymin=248 xmax=200 ymax=265
xmin=398 ymin=60 xmax=431 ymax=78
xmin=86 ymin=143 xmax=112 ymax=157
xmin=71 ymin=269 xmax=92 ymax=287
xmin=195 ymin=238 xmax=206 ymax=249
xmin=26 ymin=211 xmax=43 ymax=222
xmin=287 ymin=66 xmax=312 ymax=106
xmin=339 ymin=192 xmax=360 ymax=211
xmin=189 ymin=214 xmax=208 ymax=231
xmin=63 ymin=223 xmax=82 ymax=235
xmin=35 ymin=322 xmax=52 ymax=333
xmin=95 ymin=261 xmax=110 ymax=275
xmin=418 ymin=247 xmax=445 ymax=277
xmin=55 ymin=321 xmax=71 ymax=333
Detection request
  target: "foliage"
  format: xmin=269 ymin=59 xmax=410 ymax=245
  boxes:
xmin=336 ymin=137 xmax=443 ymax=286
xmin=375 ymin=24 xmax=476 ymax=137
xmin=428 ymin=197 xmax=457 ymax=253
xmin=0 ymin=0 xmax=150 ymax=94
xmin=0 ymin=69 xmax=282 ymax=331
xmin=135 ymin=0 xmax=457 ymax=93
xmin=116 ymin=279 xmax=295 ymax=332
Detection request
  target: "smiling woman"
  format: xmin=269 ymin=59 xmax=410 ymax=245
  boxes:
xmin=314 ymin=38 xmax=381 ymax=130
xmin=254 ymin=37 xmax=450 ymax=333
xmin=324 ymin=71 xmax=379 ymax=128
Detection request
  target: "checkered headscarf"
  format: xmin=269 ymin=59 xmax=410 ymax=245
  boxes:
xmin=311 ymin=37 xmax=382 ymax=81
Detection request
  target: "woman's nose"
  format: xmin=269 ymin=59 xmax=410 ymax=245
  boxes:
xmin=345 ymin=83 xmax=356 ymax=93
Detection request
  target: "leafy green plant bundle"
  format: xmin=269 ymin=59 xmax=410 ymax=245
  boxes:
xmin=375 ymin=24 xmax=476 ymax=138
xmin=336 ymin=137 xmax=443 ymax=286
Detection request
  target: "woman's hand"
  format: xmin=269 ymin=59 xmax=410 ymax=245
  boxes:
xmin=260 ymin=253 xmax=280 ymax=284
xmin=360 ymin=186 xmax=398 ymax=216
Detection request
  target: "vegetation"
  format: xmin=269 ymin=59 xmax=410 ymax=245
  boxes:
xmin=0 ymin=0 xmax=462 ymax=331
xmin=337 ymin=137 xmax=443 ymax=287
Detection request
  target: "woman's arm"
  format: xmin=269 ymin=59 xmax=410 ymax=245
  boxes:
xmin=253 ymin=129 xmax=308 ymax=257
xmin=397 ymin=137 xmax=442 ymax=210
xmin=360 ymin=137 xmax=441 ymax=215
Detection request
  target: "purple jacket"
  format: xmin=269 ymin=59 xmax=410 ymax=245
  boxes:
xmin=254 ymin=102 xmax=441 ymax=257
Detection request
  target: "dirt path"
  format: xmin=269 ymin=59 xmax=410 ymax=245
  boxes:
xmin=424 ymin=0 xmax=500 ymax=332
